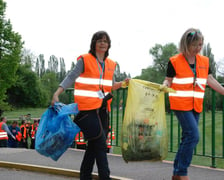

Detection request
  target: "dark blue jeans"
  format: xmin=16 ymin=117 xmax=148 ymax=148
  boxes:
xmin=173 ymin=110 xmax=200 ymax=176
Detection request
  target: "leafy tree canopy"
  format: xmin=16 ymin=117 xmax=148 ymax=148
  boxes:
xmin=0 ymin=0 xmax=23 ymax=110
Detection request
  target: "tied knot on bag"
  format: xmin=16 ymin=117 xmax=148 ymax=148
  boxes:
xmin=52 ymin=103 xmax=64 ymax=113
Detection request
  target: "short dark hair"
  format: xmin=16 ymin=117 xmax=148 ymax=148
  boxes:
xmin=89 ymin=31 xmax=111 ymax=60
xmin=12 ymin=120 xmax=18 ymax=125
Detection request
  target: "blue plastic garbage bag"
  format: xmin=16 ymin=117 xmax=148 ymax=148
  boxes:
xmin=35 ymin=102 xmax=80 ymax=161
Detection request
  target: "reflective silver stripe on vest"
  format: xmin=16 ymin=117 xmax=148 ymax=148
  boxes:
xmin=169 ymin=91 xmax=204 ymax=98
xmin=196 ymin=78 xmax=207 ymax=85
xmin=74 ymin=90 xmax=109 ymax=97
xmin=172 ymin=77 xmax=207 ymax=85
xmin=172 ymin=77 xmax=194 ymax=84
xmin=0 ymin=132 xmax=8 ymax=138
xmin=76 ymin=77 xmax=112 ymax=86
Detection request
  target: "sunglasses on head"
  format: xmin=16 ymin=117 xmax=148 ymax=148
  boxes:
xmin=188 ymin=30 xmax=201 ymax=36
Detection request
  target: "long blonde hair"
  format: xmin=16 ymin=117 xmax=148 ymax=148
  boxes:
xmin=179 ymin=28 xmax=204 ymax=56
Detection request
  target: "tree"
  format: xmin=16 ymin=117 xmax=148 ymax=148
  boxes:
xmin=217 ymin=58 xmax=224 ymax=76
xmin=114 ymin=63 xmax=121 ymax=81
xmin=136 ymin=43 xmax=178 ymax=83
xmin=7 ymin=64 xmax=49 ymax=107
xmin=114 ymin=62 xmax=130 ymax=81
xmin=41 ymin=72 xmax=59 ymax=103
xmin=21 ymin=48 xmax=35 ymax=70
xmin=35 ymin=54 xmax=45 ymax=77
xmin=59 ymin=57 xmax=66 ymax=82
xmin=35 ymin=56 xmax=40 ymax=77
xmin=202 ymin=43 xmax=216 ymax=77
xmin=48 ymin=55 xmax=58 ymax=73
xmin=149 ymin=43 xmax=178 ymax=73
xmin=0 ymin=0 xmax=23 ymax=110
xmin=135 ymin=67 xmax=164 ymax=83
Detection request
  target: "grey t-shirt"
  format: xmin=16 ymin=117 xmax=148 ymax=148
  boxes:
xmin=1 ymin=123 xmax=14 ymax=137
xmin=60 ymin=58 xmax=116 ymax=90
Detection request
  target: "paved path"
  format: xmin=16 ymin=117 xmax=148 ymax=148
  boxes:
xmin=0 ymin=167 xmax=79 ymax=180
xmin=0 ymin=148 xmax=224 ymax=180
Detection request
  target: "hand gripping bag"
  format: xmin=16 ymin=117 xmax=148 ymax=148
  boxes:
xmin=35 ymin=102 xmax=80 ymax=161
xmin=121 ymin=79 xmax=175 ymax=163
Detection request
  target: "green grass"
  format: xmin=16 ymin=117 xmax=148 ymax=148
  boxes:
xmin=165 ymin=111 xmax=224 ymax=169
xmin=3 ymin=107 xmax=46 ymax=121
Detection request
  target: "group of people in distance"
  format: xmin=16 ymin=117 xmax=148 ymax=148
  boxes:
xmin=75 ymin=126 xmax=115 ymax=153
xmin=0 ymin=115 xmax=39 ymax=149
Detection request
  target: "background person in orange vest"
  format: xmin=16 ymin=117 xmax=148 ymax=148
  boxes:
xmin=75 ymin=131 xmax=87 ymax=150
xmin=0 ymin=117 xmax=15 ymax=147
xmin=51 ymin=31 xmax=129 ymax=180
xmin=106 ymin=126 xmax=115 ymax=153
xmin=29 ymin=119 xmax=39 ymax=149
xmin=163 ymin=28 xmax=224 ymax=180
xmin=20 ymin=120 xmax=28 ymax=148
xmin=26 ymin=120 xmax=31 ymax=144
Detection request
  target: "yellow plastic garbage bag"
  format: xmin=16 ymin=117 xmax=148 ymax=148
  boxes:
xmin=121 ymin=79 xmax=175 ymax=163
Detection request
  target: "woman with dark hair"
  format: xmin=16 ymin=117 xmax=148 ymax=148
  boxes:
xmin=89 ymin=31 xmax=111 ymax=59
xmin=51 ymin=31 xmax=129 ymax=180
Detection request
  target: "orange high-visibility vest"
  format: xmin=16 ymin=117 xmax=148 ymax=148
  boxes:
xmin=16 ymin=131 xmax=22 ymax=141
xmin=74 ymin=53 xmax=116 ymax=111
xmin=31 ymin=124 xmax=37 ymax=139
xmin=25 ymin=124 xmax=30 ymax=137
xmin=168 ymin=53 xmax=209 ymax=113
xmin=107 ymin=128 xmax=115 ymax=148
xmin=20 ymin=124 xmax=27 ymax=139
xmin=0 ymin=122 xmax=8 ymax=140
xmin=75 ymin=132 xmax=86 ymax=145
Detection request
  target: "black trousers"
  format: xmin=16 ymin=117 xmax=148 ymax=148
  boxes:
xmin=74 ymin=106 xmax=111 ymax=180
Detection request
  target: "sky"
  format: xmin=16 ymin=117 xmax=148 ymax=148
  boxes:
xmin=4 ymin=0 xmax=224 ymax=77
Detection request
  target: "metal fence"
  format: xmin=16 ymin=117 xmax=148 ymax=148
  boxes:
xmin=66 ymin=87 xmax=224 ymax=168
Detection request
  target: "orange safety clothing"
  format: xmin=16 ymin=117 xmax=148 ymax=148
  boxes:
xmin=168 ymin=53 xmax=209 ymax=113
xmin=107 ymin=128 xmax=115 ymax=149
xmin=31 ymin=124 xmax=38 ymax=139
xmin=75 ymin=132 xmax=86 ymax=145
xmin=25 ymin=124 xmax=30 ymax=137
xmin=20 ymin=124 xmax=27 ymax=139
xmin=16 ymin=131 xmax=22 ymax=141
xmin=74 ymin=53 xmax=116 ymax=111
xmin=0 ymin=122 xmax=8 ymax=140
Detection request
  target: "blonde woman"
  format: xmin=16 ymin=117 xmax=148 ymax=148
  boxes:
xmin=163 ymin=28 xmax=224 ymax=180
